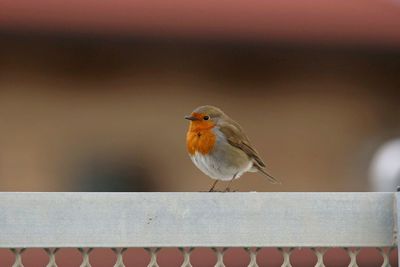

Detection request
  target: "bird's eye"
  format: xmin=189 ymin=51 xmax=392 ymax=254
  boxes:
xmin=203 ymin=116 xmax=210 ymax=120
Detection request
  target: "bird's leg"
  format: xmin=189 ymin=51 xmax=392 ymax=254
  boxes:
xmin=209 ymin=180 xmax=219 ymax=192
xmin=225 ymin=173 xmax=238 ymax=192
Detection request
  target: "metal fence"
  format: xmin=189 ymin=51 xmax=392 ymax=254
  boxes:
xmin=0 ymin=192 xmax=398 ymax=266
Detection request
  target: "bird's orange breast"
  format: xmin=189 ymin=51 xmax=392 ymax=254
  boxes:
xmin=186 ymin=128 xmax=216 ymax=155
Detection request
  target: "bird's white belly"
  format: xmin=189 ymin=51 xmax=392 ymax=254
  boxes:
xmin=190 ymin=151 xmax=253 ymax=181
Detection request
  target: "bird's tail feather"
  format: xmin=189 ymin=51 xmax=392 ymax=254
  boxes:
xmin=257 ymin=166 xmax=282 ymax=184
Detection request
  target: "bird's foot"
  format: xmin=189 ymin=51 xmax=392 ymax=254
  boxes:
xmin=224 ymin=188 xmax=238 ymax=192
xmin=209 ymin=189 xmax=224 ymax=192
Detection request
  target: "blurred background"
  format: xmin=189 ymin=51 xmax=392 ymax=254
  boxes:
xmin=1 ymin=1 xmax=400 ymax=266
xmin=1 ymin=0 xmax=400 ymax=193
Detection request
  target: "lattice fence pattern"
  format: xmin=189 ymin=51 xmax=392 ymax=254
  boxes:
xmin=5 ymin=247 xmax=397 ymax=267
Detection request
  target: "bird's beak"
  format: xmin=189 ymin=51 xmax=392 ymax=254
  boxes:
xmin=185 ymin=115 xmax=200 ymax=121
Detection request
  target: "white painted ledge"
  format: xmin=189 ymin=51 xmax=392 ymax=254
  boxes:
xmin=0 ymin=192 xmax=396 ymax=248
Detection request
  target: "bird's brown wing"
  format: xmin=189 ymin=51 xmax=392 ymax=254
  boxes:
xmin=219 ymin=120 xmax=281 ymax=184
xmin=218 ymin=121 xmax=266 ymax=167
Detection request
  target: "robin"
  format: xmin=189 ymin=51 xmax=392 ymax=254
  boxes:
xmin=185 ymin=105 xmax=280 ymax=192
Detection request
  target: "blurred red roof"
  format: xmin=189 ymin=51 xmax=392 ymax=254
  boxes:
xmin=1 ymin=0 xmax=400 ymax=45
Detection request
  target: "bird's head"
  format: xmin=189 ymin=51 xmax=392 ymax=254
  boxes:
xmin=185 ymin=105 xmax=225 ymax=131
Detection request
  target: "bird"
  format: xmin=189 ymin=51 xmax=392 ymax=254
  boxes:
xmin=185 ymin=105 xmax=280 ymax=192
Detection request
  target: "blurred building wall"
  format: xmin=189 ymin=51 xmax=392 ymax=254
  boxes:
xmin=0 ymin=35 xmax=399 ymax=192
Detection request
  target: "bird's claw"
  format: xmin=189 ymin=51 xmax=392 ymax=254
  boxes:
xmin=224 ymin=188 xmax=238 ymax=192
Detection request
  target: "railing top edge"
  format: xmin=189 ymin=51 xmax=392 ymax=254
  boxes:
xmin=0 ymin=191 xmax=395 ymax=195
xmin=0 ymin=191 xmax=396 ymax=248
